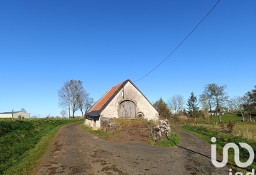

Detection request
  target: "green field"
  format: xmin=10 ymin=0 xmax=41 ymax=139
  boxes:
xmin=191 ymin=113 xmax=256 ymax=141
xmin=196 ymin=113 xmax=242 ymax=123
xmin=182 ymin=123 xmax=256 ymax=172
xmin=0 ymin=118 xmax=81 ymax=175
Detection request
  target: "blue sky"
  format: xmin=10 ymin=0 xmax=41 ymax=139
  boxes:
xmin=0 ymin=0 xmax=255 ymax=117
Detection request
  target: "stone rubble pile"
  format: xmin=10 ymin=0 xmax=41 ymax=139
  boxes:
xmin=151 ymin=119 xmax=171 ymax=142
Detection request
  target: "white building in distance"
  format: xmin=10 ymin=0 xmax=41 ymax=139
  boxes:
xmin=0 ymin=111 xmax=30 ymax=119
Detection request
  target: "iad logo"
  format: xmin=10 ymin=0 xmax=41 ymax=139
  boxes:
xmin=211 ymin=137 xmax=254 ymax=168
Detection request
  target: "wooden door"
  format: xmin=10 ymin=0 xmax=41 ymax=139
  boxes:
xmin=118 ymin=101 xmax=136 ymax=118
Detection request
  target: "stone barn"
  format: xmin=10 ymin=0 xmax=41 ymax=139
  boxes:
xmin=85 ymin=79 xmax=159 ymax=129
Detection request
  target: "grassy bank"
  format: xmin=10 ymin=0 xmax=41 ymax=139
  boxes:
xmin=81 ymin=119 xmax=180 ymax=147
xmin=0 ymin=118 xmax=81 ymax=175
xmin=182 ymin=124 xmax=256 ymax=172
xmin=80 ymin=124 xmax=110 ymax=139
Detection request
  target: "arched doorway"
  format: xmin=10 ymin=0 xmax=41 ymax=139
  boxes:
xmin=118 ymin=100 xmax=136 ymax=118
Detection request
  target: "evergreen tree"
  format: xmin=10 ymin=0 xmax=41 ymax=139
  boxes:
xmin=153 ymin=98 xmax=172 ymax=120
xmin=187 ymin=92 xmax=199 ymax=121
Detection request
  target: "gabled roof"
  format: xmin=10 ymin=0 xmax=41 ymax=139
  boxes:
xmin=86 ymin=79 xmax=156 ymax=119
xmin=0 ymin=111 xmax=23 ymax=114
xmin=86 ymin=80 xmax=128 ymax=118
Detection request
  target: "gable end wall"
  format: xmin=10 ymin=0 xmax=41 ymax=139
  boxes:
xmin=101 ymin=81 xmax=159 ymax=120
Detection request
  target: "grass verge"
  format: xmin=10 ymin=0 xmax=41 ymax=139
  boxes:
xmin=80 ymin=124 xmax=110 ymax=139
xmin=0 ymin=118 xmax=82 ymax=175
xmin=3 ymin=126 xmax=61 ymax=175
xmin=158 ymin=134 xmax=181 ymax=147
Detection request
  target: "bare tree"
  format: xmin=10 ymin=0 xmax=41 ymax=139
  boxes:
xmin=78 ymin=91 xmax=87 ymax=117
xmin=59 ymin=80 xmax=93 ymax=118
xmin=243 ymin=92 xmax=255 ymax=122
xmin=77 ymin=89 xmax=94 ymax=116
xmin=200 ymin=83 xmax=228 ymax=123
xmin=84 ymin=97 xmax=94 ymax=112
xmin=58 ymin=81 xmax=71 ymax=118
xmin=228 ymin=96 xmax=248 ymax=121
xmin=168 ymin=95 xmax=184 ymax=114
xmin=69 ymin=80 xmax=86 ymax=118
xmin=200 ymin=93 xmax=215 ymax=113
xmin=199 ymin=95 xmax=211 ymax=122
xmin=227 ymin=97 xmax=239 ymax=112
xmin=60 ymin=110 xmax=67 ymax=118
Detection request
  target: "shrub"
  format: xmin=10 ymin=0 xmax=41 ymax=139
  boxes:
xmin=227 ymin=121 xmax=235 ymax=133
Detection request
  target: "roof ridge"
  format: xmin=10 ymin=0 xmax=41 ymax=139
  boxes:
xmin=87 ymin=80 xmax=129 ymax=116
xmin=0 ymin=111 xmax=22 ymax=114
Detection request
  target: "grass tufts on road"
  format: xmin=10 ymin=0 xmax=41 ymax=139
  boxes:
xmin=80 ymin=124 xmax=110 ymax=139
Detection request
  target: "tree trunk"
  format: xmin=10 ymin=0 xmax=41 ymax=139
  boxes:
xmin=242 ymin=113 xmax=245 ymax=122
xmin=72 ymin=103 xmax=76 ymax=118
xmin=81 ymin=109 xmax=84 ymax=117
xmin=216 ymin=97 xmax=220 ymax=116
xmin=218 ymin=115 xmax=222 ymax=123
xmin=72 ymin=110 xmax=75 ymax=118
xmin=68 ymin=106 xmax=71 ymax=118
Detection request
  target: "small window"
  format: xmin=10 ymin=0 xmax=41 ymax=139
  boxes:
xmin=121 ymin=90 xmax=124 ymax=98
xmin=137 ymin=112 xmax=144 ymax=118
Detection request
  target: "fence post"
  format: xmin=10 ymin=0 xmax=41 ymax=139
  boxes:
xmin=246 ymin=127 xmax=249 ymax=140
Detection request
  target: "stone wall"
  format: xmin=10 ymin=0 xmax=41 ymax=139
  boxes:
xmin=100 ymin=117 xmax=115 ymax=132
xmin=101 ymin=81 xmax=159 ymax=121
xmin=84 ymin=118 xmax=101 ymax=130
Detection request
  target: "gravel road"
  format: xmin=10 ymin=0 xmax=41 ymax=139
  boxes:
xmin=35 ymin=123 xmax=228 ymax=175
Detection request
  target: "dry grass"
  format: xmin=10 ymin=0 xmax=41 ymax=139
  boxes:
xmin=234 ymin=124 xmax=256 ymax=140
xmin=108 ymin=118 xmax=155 ymax=143
xmin=190 ymin=123 xmax=256 ymax=141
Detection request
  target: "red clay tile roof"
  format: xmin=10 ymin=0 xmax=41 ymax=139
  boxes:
xmin=88 ymin=81 xmax=125 ymax=113
xmin=86 ymin=79 xmax=157 ymax=119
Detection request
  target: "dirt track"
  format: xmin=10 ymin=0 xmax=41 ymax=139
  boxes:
xmin=35 ymin=123 xmax=228 ymax=175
